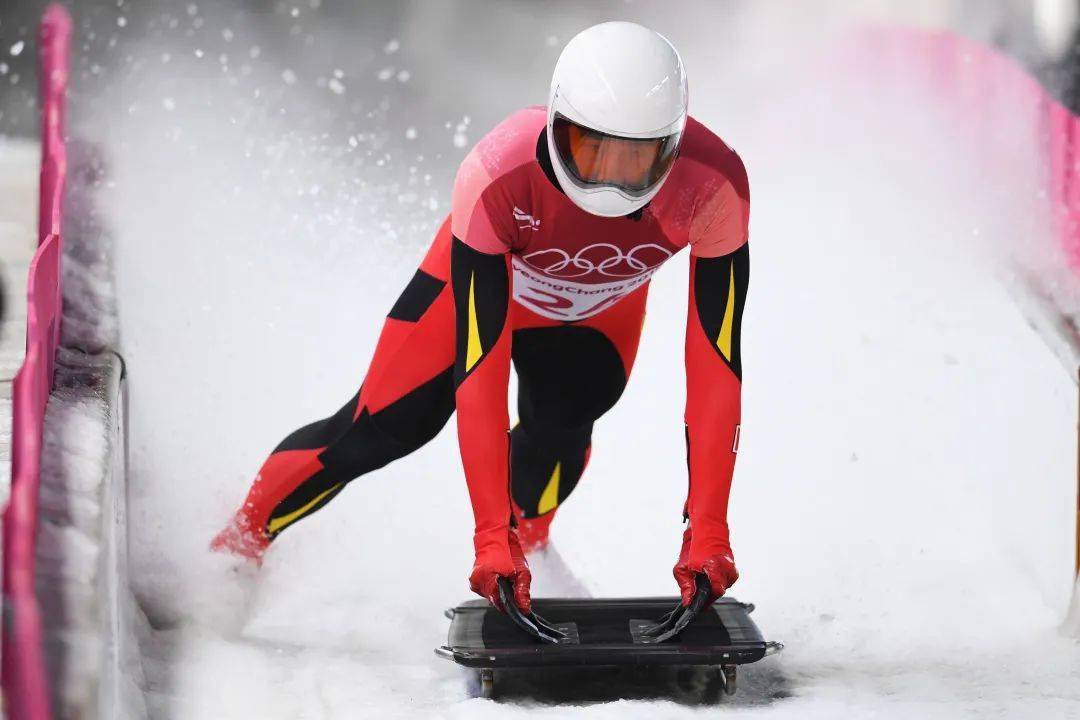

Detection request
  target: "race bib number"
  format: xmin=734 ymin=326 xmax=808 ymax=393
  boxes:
xmin=511 ymin=256 xmax=657 ymax=321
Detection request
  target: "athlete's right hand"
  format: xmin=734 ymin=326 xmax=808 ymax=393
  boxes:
xmin=469 ymin=527 xmax=532 ymax=613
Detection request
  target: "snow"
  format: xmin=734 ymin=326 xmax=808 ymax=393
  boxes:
xmin=1068 ymin=580 xmax=1080 ymax=634
xmin=31 ymin=134 xmax=130 ymax=712
xmin=36 ymin=352 xmax=118 ymax=718
xmin=63 ymin=142 xmax=121 ymax=354
xmin=63 ymin=1 xmax=1080 ymax=717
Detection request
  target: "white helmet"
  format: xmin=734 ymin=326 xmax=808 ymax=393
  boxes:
xmin=547 ymin=22 xmax=688 ymax=217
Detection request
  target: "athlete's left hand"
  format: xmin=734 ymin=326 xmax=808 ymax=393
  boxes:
xmin=673 ymin=526 xmax=739 ymax=606
xmin=639 ymin=526 xmax=740 ymax=643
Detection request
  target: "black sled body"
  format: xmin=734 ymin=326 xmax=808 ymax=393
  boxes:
xmin=437 ymin=595 xmax=782 ymax=698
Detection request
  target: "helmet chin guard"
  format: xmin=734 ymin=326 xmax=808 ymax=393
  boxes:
xmin=547 ymin=22 xmax=689 ymax=217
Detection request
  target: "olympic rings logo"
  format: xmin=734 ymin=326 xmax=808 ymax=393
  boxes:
xmin=520 ymin=243 xmax=673 ymax=279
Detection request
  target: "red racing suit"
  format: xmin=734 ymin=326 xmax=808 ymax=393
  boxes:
xmin=212 ymin=106 xmax=750 ymax=608
xmin=452 ymin=107 xmax=749 ymax=605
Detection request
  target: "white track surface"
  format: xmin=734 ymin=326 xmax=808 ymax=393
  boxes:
xmin=84 ymin=3 xmax=1080 ymax=718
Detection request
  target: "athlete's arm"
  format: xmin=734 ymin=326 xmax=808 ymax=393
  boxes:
xmin=680 ymin=244 xmax=749 ymax=603
xmin=449 ymin=120 xmax=533 ymax=612
xmin=451 ymin=237 xmax=531 ymax=611
xmin=678 ymin=152 xmax=750 ymax=604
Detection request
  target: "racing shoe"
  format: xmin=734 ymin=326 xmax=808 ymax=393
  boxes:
xmin=210 ymin=512 xmax=269 ymax=565
xmin=515 ymin=510 xmax=555 ymax=554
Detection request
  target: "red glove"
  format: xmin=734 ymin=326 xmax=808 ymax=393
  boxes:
xmin=469 ymin=527 xmax=532 ymax=613
xmin=673 ymin=526 xmax=739 ymax=606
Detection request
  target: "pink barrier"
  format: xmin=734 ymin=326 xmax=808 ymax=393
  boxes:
xmin=2 ymin=5 xmax=72 ymax=720
xmin=1047 ymin=95 xmax=1080 ymax=272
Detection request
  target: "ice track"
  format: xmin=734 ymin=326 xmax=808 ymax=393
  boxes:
xmin=69 ymin=2 xmax=1080 ymax=717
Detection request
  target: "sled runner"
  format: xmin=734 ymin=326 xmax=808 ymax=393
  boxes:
xmin=436 ymin=579 xmax=782 ymax=699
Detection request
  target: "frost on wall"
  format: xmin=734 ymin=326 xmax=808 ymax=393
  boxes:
xmin=36 ymin=356 xmax=111 ymax=717
xmin=62 ymin=141 xmax=119 ymax=353
xmin=37 ymin=350 xmax=149 ymax=720
xmin=33 ymin=136 xmax=146 ymax=717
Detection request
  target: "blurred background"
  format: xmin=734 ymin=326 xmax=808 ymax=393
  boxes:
xmin=0 ymin=0 xmax=1075 ymax=136
xmin=0 ymin=1 xmax=1079 ymax=193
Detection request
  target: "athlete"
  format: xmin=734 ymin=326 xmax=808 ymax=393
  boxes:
xmin=212 ymin=22 xmax=749 ymax=615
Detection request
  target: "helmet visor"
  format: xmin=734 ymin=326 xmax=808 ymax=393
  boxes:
xmin=552 ymin=113 xmax=680 ymax=194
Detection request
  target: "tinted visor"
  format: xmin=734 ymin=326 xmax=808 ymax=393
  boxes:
xmin=552 ymin=113 xmax=680 ymax=193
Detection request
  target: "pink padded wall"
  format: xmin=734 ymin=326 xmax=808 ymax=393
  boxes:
xmin=1 ymin=5 xmax=71 ymax=719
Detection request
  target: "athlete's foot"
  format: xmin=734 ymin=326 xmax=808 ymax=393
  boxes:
xmin=210 ymin=513 xmax=269 ymax=565
xmin=516 ymin=512 xmax=555 ymax=554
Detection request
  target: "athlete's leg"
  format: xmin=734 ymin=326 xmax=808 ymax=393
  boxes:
xmin=213 ymin=221 xmax=456 ymax=560
xmin=508 ymin=285 xmax=649 ymax=551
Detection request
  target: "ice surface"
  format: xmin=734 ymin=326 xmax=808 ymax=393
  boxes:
xmin=37 ymin=356 xmax=113 ymax=718
xmin=1067 ymin=579 xmax=1080 ymax=635
xmin=68 ymin=1 xmax=1080 ymax=717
